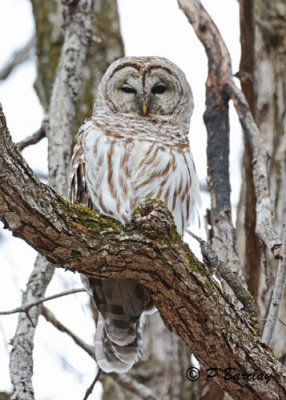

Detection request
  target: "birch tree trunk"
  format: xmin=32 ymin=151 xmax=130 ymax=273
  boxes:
xmin=237 ymin=0 xmax=286 ymax=360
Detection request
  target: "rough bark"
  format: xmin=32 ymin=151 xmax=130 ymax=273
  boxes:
xmin=73 ymin=0 xmax=125 ymax=132
xmin=177 ymin=0 xmax=281 ymax=258
xmin=177 ymin=1 xmax=285 ymax=398
xmin=30 ymin=0 xmax=63 ymax=111
xmin=237 ymin=0 xmax=262 ymax=302
xmin=237 ymin=0 xmax=286 ymax=360
xmin=8 ymin=1 xmax=93 ymax=399
xmin=254 ymin=0 xmax=286 ymax=360
xmin=178 ymin=0 xmax=246 ymax=294
xmin=25 ymin=2 xmax=190 ymax=399
xmin=177 ymin=0 xmax=263 ymax=329
xmin=79 ymin=3 xmax=193 ymax=399
xmin=1 ymin=107 xmax=286 ymax=400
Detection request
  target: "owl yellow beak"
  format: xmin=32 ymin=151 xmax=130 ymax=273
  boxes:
xmin=142 ymin=103 xmax=148 ymax=117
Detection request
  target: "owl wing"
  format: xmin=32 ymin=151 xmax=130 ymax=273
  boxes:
xmin=69 ymin=127 xmax=94 ymax=209
xmin=69 ymin=122 xmax=154 ymax=374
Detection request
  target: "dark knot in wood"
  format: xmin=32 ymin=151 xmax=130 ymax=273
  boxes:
xmin=132 ymin=199 xmax=175 ymax=238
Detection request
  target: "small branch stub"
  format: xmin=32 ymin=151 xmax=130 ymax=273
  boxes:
xmin=262 ymin=227 xmax=286 ymax=345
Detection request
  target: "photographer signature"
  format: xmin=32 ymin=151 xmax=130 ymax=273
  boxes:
xmin=186 ymin=366 xmax=272 ymax=384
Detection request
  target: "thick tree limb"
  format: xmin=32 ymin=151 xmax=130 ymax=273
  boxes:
xmin=177 ymin=0 xmax=281 ymax=258
xmin=1 ymin=109 xmax=286 ymax=400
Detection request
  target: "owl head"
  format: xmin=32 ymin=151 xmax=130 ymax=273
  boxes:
xmin=94 ymin=56 xmax=194 ymax=128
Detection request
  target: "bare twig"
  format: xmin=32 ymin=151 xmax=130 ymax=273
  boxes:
xmin=41 ymin=306 xmax=95 ymax=358
xmin=82 ymin=370 xmax=101 ymax=400
xmin=33 ymin=170 xmax=48 ymax=182
xmin=0 ymin=289 xmax=85 ymax=316
xmin=187 ymin=229 xmax=220 ymax=274
xmin=110 ymin=374 xmax=157 ymax=400
xmin=262 ymin=227 xmax=286 ymax=345
xmin=82 ymin=371 xmax=101 ymax=400
xmin=17 ymin=125 xmax=46 ymax=152
xmin=0 ymin=35 xmax=35 ymax=81
xmin=187 ymin=229 xmax=259 ymax=331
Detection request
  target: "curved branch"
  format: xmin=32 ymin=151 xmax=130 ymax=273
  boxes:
xmin=0 ymin=35 xmax=35 ymax=81
xmin=0 ymin=289 xmax=85 ymax=316
xmin=16 ymin=123 xmax=46 ymax=152
xmin=1 ymin=109 xmax=286 ymax=400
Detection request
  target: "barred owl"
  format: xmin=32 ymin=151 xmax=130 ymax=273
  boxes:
xmin=69 ymin=56 xmax=200 ymax=373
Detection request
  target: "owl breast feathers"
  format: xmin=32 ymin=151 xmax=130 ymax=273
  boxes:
xmin=69 ymin=56 xmax=200 ymax=373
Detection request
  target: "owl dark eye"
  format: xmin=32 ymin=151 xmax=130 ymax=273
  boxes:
xmin=152 ymin=84 xmax=166 ymax=95
xmin=121 ymin=86 xmax=137 ymax=94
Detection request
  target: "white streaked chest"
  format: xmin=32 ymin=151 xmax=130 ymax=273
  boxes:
xmin=82 ymin=123 xmax=199 ymax=234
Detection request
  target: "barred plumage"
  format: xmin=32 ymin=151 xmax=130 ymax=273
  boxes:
xmin=69 ymin=56 xmax=200 ymax=373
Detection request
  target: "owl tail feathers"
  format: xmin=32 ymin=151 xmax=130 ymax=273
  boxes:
xmin=95 ymin=313 xmax=144 ymax=373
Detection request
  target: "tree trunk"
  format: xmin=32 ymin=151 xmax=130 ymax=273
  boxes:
xmin=238 ymin=0 xmax=286 ymax=360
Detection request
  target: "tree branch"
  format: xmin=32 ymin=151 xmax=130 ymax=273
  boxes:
xmin=262 ymin=227 xmax=286 ymax=345
xmin=41 ymin=306 xmax=95 ymax=358
xmin=1 ymin=107 xmax=286 ymax=399
xmin=177 ymin=0 xmax=281 ymax=258
xmin=187 ymin=230 xmax=259 ymax=331
xmin=178 ymin=0 xmax=248 ymax=309
xmin=82 ymin=371 xmax=101 ymax=400
xmin=16 ymin=123 xmax=46 ymax=152
xmin=229 ymin=84 xmax=282 ymax=256
xmin=0 ymin=289 xmax=85 ymax=316
xmin=109 ymin=374 xmax=157 ymax=400
xmin=0 ymin=36 xmax=35 ymax=81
